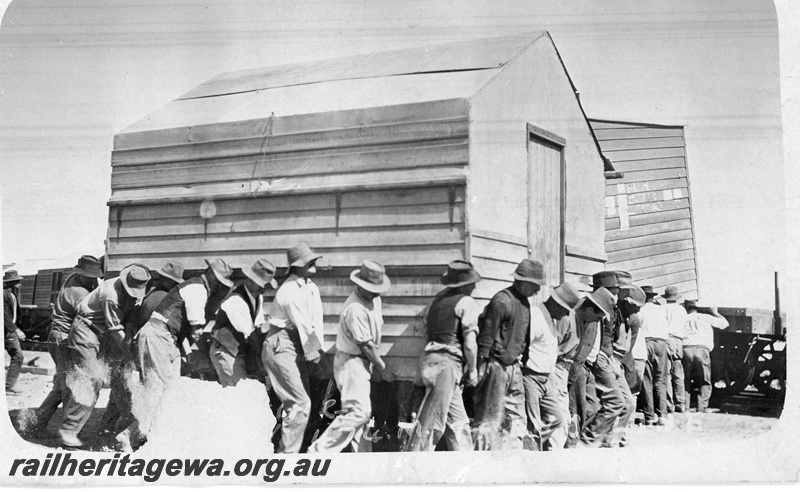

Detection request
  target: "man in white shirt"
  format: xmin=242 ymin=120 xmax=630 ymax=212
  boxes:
xmin=262 ymin=243 xmax=325 ymax=454
xmin=308 ymin=260 xmax=389 ymax=453
xmin=682 ymin=300 xmax=729 ymax=412
xmin=663 ymin=285 xmax=689 ymax=413
xmin=637 ymin=286 xmax=669 ymax=425
xmin=522 ymin=281 xmax=580 ymax=451
xmin=210 ymin=259 xmax=277 ymax=387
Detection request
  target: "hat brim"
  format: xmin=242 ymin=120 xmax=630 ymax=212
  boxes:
xmin=350 ymin=269 xmax=391 ymax=294
xmin=242 ymin=265 xmax=278 ymax=290
xmin=290 ymin=253 xmax=323 ymax=269
xmin=663 ymin=294 xmax=682 ymax=302
xmin=205 ymin=259 xmax=234 ymax=287
xmin=511 ymin=272 xmax=546 ymax=286
xmin=441 ymin=271 xmax=482 ymax=288
xmin=584 ymin=294 xmax=611 ymax=319
xmin=551 ymin=290 xmax=576 ymax=312
xmin=3 ymin=276 xmax=23 ymax=284
xmin=74 ymin=267 xmax=103 ymax=279
xmin=119 ymin=265 xmax=148 ymax=298
xmin=156 ymin=268 xmax=184 ymax=285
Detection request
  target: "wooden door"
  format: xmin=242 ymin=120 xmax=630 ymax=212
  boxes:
xmin=527 ymin=124 xmax=566 ymax=285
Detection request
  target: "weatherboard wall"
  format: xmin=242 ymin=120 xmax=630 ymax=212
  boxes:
xmin=590 ymin=119 xmax=699 ymax=300
xmin=107 ymin=100 xmax=469 ymax=381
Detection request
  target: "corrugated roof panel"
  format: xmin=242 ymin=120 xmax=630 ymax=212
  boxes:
xmin=121 ymin=70 xmax=499 ymax=135
xmin=179 ymin=33 xmax=543 ymax=100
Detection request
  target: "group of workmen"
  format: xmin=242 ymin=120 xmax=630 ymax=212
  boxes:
xmin=3 ymin=244 xmax=729 ymax=453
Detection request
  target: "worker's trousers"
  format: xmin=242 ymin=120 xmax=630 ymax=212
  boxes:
xmin=210 ymin=339 xmax=246 ymax=388
xmin=129 ymin=320 xmax=182 ymax=438
xmin=580 ymin=352 xmax=624 ymax=447
xmin=642 ymin=338 xmax=668 ymax=422
xmin=406 ymin=351 xmax=472 ymax=452
xmin=35 ymin=330 xmax=70 ymax=428
xmin=471 ymin=358 xmax=526 ymax=450
xmin=568 ymin=360 xmax=597 ymax=437
xmin=4 ymin=330 xmax=23 ymax=390
xmin=666 ymin=336 xmax=685 ymax=412
xmin=522 ymin=367 xmax=564 ymax=451
xmin=545 ymin=361 xmax=571 ymax=450
xmin=262 ymin=326 xmax=312 ymax=454
xmin=60 ymin=318 xmax=105 ymax=436
xmin=308 ymin=352 xmax=372 ymax=453
xmin=604 ymin=355 xmax=635 ymax=447
xmin=683 ymin=345 xmax=712 ymax=412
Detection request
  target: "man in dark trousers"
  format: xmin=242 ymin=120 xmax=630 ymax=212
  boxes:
xmin=58 ymin=264 xmax=151 ymax=448
xmin=522 ymin=281 xmax=580 ymax=451
xmin=566 ymin=270 xmax=617 ymax=446
xmin=682 ymin=300 xmax=728 ymax=412
xmin=33 ymin=256 xmax=103 ymax=434
xmin=406 ymin=260 xmax=482 ymax=452
xmin=472 ymin=259 xmax=545 ymax=450
xmin=607 ymin=275 xmax=645 ymax=447
xmin=4 ymin=270 xmax=25 ymax=395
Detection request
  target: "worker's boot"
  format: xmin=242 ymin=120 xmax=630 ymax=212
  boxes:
xmin=58 ymin=430 xmax=83 ymax=449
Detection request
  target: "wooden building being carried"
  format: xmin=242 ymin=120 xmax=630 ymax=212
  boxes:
xmin=589 ymin=119 xmax=700 ymax=300
xmin=106 ymin=32 xmax=609 ymax=382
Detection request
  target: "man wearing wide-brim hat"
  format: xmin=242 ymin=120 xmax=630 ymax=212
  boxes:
xmin=210 ymin=259 xmax=278 ymax=388
xmin=32 ymin=255 xmax=102 ymax=434
xmin=636 ymin=285 xmax=670 ymax=425
xmin=58 ymin=263 xmax=151 ymax=448
xmin=308 ymin=260 xmax=390 ymax=454
xmin=471 ymin=259 xmax=544 ymax=450
xmin=662 ymin=285 xmax=689 ymax=414
xmin=263 ymin=243 xmax=325 ymax=454
xmin=119 ymin=258 xmax=233 ymax=451
xmin=607 ymin=281 xmax=646 ymax=448
xmin=4 ymin=270 xmax=25 ymax=395
xmin=562 ymin=286 xmax=616 ymax=448
xmin=521 ymin=281 xmax=581 ymax=451
xmin=405 ymin=260 xmax=482 ymax=452
xmin=102 ymin=260 xmax=185 ymax=448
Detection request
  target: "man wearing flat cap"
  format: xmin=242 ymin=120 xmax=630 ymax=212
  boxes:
xmin=58 ymin=263 xmax=151 ymax=448
xmin=472 ymin=259 xmax=544 ymax=450
xmin=522 ymin=281 xmax=581 ymax=451
xmin=682 ymin=300 xmax=728 ymax=413
xmin=4 ymin=270 xmax=25 ymax=395
xmin=308 ymin=260 xmax=389 ymax=453
xmin=122 ymin=258 xmax=232 ymax=449
xmin=406 ymin=260 xmax=482 ymax=452
xmin=32 ymin=256 xmax=102 ymax=434
xmin=210 ymin=259 xmax=277 ymax=388
xmin=263 ymin=243 xmax=325 ymax=453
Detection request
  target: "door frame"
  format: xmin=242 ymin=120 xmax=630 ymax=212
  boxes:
xmin=526 ymin=123 xmax=567 ymax=285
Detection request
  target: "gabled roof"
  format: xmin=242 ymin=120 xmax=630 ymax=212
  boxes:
xmin=119 ymin=30 xmax=612 ymax=171
xmin=179 ymin=33 xmax=546 ymax=100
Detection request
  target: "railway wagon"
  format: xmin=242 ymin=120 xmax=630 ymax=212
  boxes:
xmin=105 ymin=32 xmax=611 ymax=385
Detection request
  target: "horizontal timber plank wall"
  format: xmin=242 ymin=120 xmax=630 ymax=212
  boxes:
xmin=590 ymin=119 xmax=699 ymax=300
xmin=107 ymin=101 xmax=474 ymax=381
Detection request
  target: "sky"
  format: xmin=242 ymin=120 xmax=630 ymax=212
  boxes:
xmin=0 ymin=0 xmax=791 ymax=310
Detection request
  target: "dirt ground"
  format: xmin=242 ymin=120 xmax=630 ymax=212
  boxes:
xmin=5 ymin=350 xmax=781 ymax=452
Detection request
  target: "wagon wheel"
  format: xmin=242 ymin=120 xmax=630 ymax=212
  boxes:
xmin=710 ymin=338 xmax=757 ymax=397
xmin=753 ymin=340 xmax=786 ymax=399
